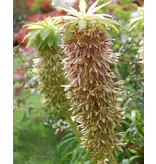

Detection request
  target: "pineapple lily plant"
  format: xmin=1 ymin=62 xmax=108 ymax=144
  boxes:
xmin=24 ymin=18 xmax=81 ymax=141
xmin=24 ymin=18 xmax=67 ymax=116
xmin=53 ymin=0 xmax=124 ymax=163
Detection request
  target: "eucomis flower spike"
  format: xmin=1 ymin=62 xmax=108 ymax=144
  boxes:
xmin=54 ymin=1 xmax=124 ymax=163
xmin=24 ymin=18 xmax=68 ymax=117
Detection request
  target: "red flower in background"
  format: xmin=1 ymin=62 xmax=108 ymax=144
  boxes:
xmin=88 ymin=0 xmax=96 ymax=7
xmin=27 ymin=11 xmax=66 ymax=21
xmin=27 ymin=0 xmax=35 ymax=7
xmin=72 ymin=0 xmax=79 ymax=10
xmin=13 ymin=28 xmax=28 ymax=46
xmin=27 ymin=14 xmax=40 ymax=21
xmin=14 ymin=87 xmax=23 ymax=96
xmin=13 ymin=69 xmax=25 ymax=81
xmin=13 ymin=28 xmax=18 ymax=33
xmin=20 ymin=45 xmax=34 ymax=53
xmin=57 ymin=135 xmax=61 ymax=141
xmin=41 ymin=2 xmax=51 ymax=9
xmin=13 ymin=69 xmax=25 ymax=97
xmin=135 ymin=0 xmax=144 ymax=7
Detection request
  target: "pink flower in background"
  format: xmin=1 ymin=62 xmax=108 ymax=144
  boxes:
xmin=59 ymin=126 xmax=64 ymax=132
xmin=13 ymin=69 xmax=25 ymax=81
xmin=41 ymin=2 xmax=51 ymax=9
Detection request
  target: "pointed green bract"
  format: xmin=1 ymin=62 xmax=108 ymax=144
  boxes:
xmin=79 ymin=0 xmax=87 ymax=13
xmin=54 ymin=0 xmax=119 ymax=34
xmin=87 ymin=0 xmax=100 ymax=14
xmin=78 ymin=19 xmax=87 ymax=31
xmin=24 ymin=17 xmax=61 ymax=49
xmin=130 ymin=7 xmax=144 ymax=31
xmin=138 ymin=7 xmax=144 ymax=16
xmin=87 ymin=1 xmax=112 ymax=14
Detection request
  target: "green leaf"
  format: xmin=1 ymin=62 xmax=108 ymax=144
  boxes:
xmin=130 ymin=155 xmax=141 ymax=162
xmin=47 ymin=36 xmax=54 ymax=47
xmin=101 ymin=14 xmax=113 ymax=19
xmin=62 ymin=133 xmax=74 ymax=141
xmin=13 ymin=106 xmax=17 ymax=112
xmin=23 ymin=32 xmax=32 ymax=43
xmin=87 ymin=1 xmax=112 ymax=14
xmin=76 ymin=151 xmax=88 ymax=163
xmin=64 ymin=24 xmax=76 ymax=42
xmin=70 ymin=145 xmax=81 ymax=163
xmin=40 ymin=28 xmax=51 ymax=41
xmin=13 ymin=81 xmax=22 ymax=88
xmin=100 ymin=20 xmax=119 ymax=33
xmin=55 ymin=36 xmax=62 ymax=46
xmin=28 ymin=108 xmax=33 ymax=114
xmin=54 ymin=128 xmax=59 ymax=135
xmin=62 ymin=140 xmax=76 ymax=154
xmin=59 ymin=151 xmax=73 ymax=163
xmin=128 ymin=147 xmax=138 ymax=154
xmin=26 ymin=30 xmax=41 ymax=47
xmin=110 ymin=24 xmax=119 ymax=33
xmin=125 ymin=113 xmax=132 ymax=120
xmin=79 ymin=0 xmax=87 ymax=13
xmin=60 ymin=16 xmax=77 ymax=20
xmin=78 ymin=19 xmax=87 ymax=31
xmin=87 ymin=0 xmax=99 ymax=14
xmin=57 ymin=136 xmax=75 ymax=154
xmin=21 ymin=113 xmax=27 ymax=124
xmin=26 ymin=24 xmax=43 ymax=30
xmin=138 ymin=7 xmax=144 ymax=16
xmin=13 ymin=46 xmax=19 ymax=53
xmin=131 ymin=110 xmax=137 ymax=126
xmin=121 ymin=159 xmax=130 ymax=164
xmin=56 ymin=6 xmax=80 ymax=17
xmin=26 ymin=39 xmax=32 ymax=48
xmin=59 ymin=136 xmax=75 ymax=147
xmin=64 ymin=31 xmax=73 ymax=42
xmin=120 ymin=0 xmax=132 ymax=4
xmin=130 ymin=16 xmax=143 ymax=26
xmin=35 ymin=35 xmax=43 ymax=50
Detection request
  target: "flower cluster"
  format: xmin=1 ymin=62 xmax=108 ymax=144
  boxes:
xmin=62 ymin=27 xmax=123 ymax=163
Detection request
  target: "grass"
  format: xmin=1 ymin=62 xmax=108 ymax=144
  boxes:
xmin=13 ymin=109 xmax=61 ymax=164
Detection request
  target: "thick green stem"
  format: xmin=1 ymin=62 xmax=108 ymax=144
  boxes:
xmin=66 ymin=114 xmax=81 ymax=143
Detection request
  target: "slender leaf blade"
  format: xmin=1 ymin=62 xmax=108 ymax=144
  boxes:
xmin=40 ymin=28 xmax=51 ymax=41
xmin=56 ymin=6 xmax=80 ymax=17
xmin=88 ymin=1 xmax=112 ymax=14
xmin=79 ymin=0 xmax=87 ymax=13
xmin=87 ymin=0 xmax=99 ymax=14
xmin=78 ymin=19 xmax=87 ymax=31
